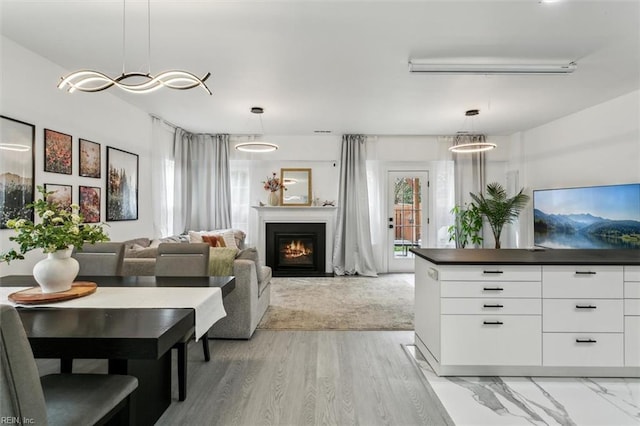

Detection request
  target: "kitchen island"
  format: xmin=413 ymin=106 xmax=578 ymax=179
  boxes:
xmin=411 ymin=248 xmax=640 ymax=377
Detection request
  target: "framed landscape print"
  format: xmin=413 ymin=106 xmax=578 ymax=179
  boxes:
xmin=79 ymin=186 xmax=101 ymax=223
xmin=106 ymin=146 xmax=138 ymax=221
xmin=0 ymin=115 xmax=35 ymax=229
xmin=44 ymin=128 xmax=72 ymax=174
xmin=79 ymin=138 xmax=101 ymax=178
xmin=44 ymin=183 xmax=72 ymax=211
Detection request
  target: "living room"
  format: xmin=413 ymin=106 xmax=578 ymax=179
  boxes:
xmin=1 ymin=1 xmax=639 ymax=425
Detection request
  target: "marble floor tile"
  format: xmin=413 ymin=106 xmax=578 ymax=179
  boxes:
xmin=405 ymin=346 xmax=640 ymax=426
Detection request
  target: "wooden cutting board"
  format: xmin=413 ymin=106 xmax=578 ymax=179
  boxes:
xmin=9 ymin=281 xmax=97 ymax=304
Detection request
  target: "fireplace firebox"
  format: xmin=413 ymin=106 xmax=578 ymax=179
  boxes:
xmin=265 ymin=222 xmax=326 ymax=277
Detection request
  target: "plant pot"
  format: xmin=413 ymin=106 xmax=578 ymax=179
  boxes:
xmin=32 ymin=247 xmax=79 ymax=293
xmin=268 ymin=191 xmax=279 ymax=206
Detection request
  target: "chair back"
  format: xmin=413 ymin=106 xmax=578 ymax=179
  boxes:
xmin=72 ymin=242 xmax=125 ymax=276
xmin=0 ymin=305 xmax=48 ymax=424
xmin=155 ymin=243 xmax=210 ymax=276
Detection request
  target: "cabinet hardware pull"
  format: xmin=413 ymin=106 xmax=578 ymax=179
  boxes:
xmin=483 ymin=304 xmax=504 ymax=308
xmin=576 ymin=339 xmax=597 ymax=343
xmin=483 ymin=270 xmax=504 ymax=274
xmin=575 ymin=305 xmax=597 ymax=309
xmin=483 ymin=287 xmax=504 ymax=291
xmin=575 ymin=271 xmax=596 ymax=275
xmin=483 ymin=321 xmax=503 ymax=325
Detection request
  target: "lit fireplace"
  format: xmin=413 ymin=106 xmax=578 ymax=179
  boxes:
xmin=280 ymin=239 xmax=314 ymax=265
xmin=266 ymin=222 xmax=326 ymax=276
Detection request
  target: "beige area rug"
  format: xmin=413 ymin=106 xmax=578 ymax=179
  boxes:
xmin=257 ymin=274 xmax=414 ymax=330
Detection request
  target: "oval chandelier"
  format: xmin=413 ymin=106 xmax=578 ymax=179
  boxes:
xmin=235 ymin=107 xmax=279 ymax=153
xmin=58 ymin=0 xmax=211 ymax=95
xmin=448 ymin=109 xmax=496 ymax=153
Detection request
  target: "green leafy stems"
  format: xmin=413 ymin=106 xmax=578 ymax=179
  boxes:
xmin=1 ymin=186 xmax=109 ymax=263
xmin=448 ymin=203 xmax=483 ymax=248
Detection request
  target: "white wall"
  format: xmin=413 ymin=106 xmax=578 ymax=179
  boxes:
xmin=1 ymin=36 xmax=153 ymax=274
xmin=507 ymin=90 xmax=640 ymax=247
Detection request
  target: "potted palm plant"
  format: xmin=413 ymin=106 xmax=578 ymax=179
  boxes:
xmin=469 ymin=182 xmax=530 ymax=249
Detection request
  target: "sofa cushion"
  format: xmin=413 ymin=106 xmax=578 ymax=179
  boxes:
xmin=124 ymin=244 xmax=158 ymax=258
xmin=236 ymin=247 xmax=260 ymax=276
xmin=122 ymin=237 xmax=151 ymax=249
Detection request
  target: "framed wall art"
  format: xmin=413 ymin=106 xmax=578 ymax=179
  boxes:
xmin=79 ymin=138 xmax=101 ymax=178
xmin=0 ymin=115 xmax=35 ymax=229
xmin=106 ymin=146 xmax=138 ymax=221
xmin=44 ymin=183 xmax=72 ymax=211
xmin=79 ymin=186 xmax=101 ymax=223
xmin=44 ymin=128 xmax=72 ymax=174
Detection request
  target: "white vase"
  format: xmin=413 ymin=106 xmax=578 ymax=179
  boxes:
xmin=268 ymin=191 xmax=279 ymax=206
xmin=33 ymin=247 xmax=79 ymax=293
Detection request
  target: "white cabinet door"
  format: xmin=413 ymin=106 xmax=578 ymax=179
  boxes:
xmin=543 ymin=265 xmax=623 ymax=298
xmin=439 ymin=265 xmax=541 ymax=282
xmin=624 ymin=266 xmax=640 ymax=282
xmin=625 ymin=317 xmax=640 ymax=367
xmin=543 ymin=333 xmax=623 ymax=367
xmin=441 ymin=298 xmax=541 ymax=315
xmin=414 ymin=259 xmax=441 ymax=361
xmin=441 ymin=281 xmax=541 ymax=298
xmin=441 ymin=315 xmax=541 ymax=366
xmin=543 ymin=299 xmax=623 ymax=332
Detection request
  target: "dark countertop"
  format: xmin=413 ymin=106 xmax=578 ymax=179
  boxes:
xmin=410 ymin=248 xmax=640 ymax=265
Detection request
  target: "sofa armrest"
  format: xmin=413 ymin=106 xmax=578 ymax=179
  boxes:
xmin=208 ymin=258 xmax=263 ymax=339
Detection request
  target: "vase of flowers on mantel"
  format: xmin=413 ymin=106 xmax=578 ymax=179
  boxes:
xmin=1 ymin=186 xmax=109 ymax=293
xmin=263 ymin=172 xmax=287 ymax=206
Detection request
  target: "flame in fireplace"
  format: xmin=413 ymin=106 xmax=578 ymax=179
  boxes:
xmin=282 ymin=240 xmax=313 ymax=259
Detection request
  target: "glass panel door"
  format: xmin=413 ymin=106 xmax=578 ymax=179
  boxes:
xmin=388 ymin=171 xmax=428 ymax=272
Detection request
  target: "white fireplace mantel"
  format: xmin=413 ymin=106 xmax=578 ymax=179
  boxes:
xmin=252 ymin=206 xmax=337 ymax=274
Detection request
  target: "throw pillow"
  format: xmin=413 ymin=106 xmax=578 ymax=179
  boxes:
xmin=122 ymin=237 xmax=151 ymax=249
xmin=236 ymin=247 xmax=260 ymax=274
xmin=125 ymin=244 xmax=158 ymax=258
xmin=202 ymin=235 xmax=226 ymax=248
xmin=188 ymin=230 xmax=204 ymax=243
xmin=219 ymin=230 xmax=238 ymax=249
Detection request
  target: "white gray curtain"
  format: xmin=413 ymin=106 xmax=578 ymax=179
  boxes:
xmin=150 ymin=116 xmax=174 ymax=237
xmin=173 ymin=129 xmax=232 ymax=232
xmin=333 ymin=134 xmax=378 ymax=277
xmin=454 ymin=151 xmax=485 ymax=206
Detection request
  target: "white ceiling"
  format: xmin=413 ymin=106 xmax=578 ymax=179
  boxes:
xmin=1 ymin=0 xmax=639 ymax=136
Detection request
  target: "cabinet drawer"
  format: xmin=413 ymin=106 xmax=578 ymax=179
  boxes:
xmin=441 ymin=315 xmax=541 ymax=366
xmin=625 ymin=282 xmax=640 ymax=299
xmin=438 ymin=265 xmax=541 ymax=282
xmin=625 ymin=317 xmax=640 ymax=367
xmin=543 ymin=333 xmax=623 ymax=367
xmin=542 ymin=265 xmax=623 ymax=298
xmin=543 ymin=299 xmax=623 ymax=332
xmin=441 ymin=281 xmax=541 ymax=298
xmin=441 ymin=298 xmax=541 ymax=315
xmin=624 ymin=266 xmax=640 ymax=282
xmin=625 ymin=299 xmax=640 ymax=316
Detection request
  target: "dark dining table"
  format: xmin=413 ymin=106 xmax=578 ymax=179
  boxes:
xmin=0 ymin=275 xmax=236 ymax=426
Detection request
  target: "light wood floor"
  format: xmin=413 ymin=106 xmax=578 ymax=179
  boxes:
xmin=38 ymin=331 xmax=452 ymax=426
xmin=158 ymin=330 xmax=451 ymax=426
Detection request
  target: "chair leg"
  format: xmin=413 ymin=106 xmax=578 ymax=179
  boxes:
xmin=177 ymin=342 xmax=187 ymax=401
xmin=201 ymin=332 xmax=210 ymax=362
xmin=60 ymin=358 xmax=73 ymax=373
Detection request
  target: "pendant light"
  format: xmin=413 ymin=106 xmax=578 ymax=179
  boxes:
xmin=58 ymin=0 xmax=211 ymax=94
xmin=235 ymin=107 xmax=279 ymax=153
xmin=448 ymin=109 xmax=496 ymax=153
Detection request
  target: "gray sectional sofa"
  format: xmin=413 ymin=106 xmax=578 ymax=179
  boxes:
xmin=120 ymin=230 xmax=271 ymax=339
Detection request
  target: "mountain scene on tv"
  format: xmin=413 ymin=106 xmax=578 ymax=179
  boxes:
xmin=534 ymin=184 xmax=640 ymax=249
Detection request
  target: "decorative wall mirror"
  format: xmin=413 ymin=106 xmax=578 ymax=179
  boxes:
xmin=280 ymin=168 xmax=312 ymax=206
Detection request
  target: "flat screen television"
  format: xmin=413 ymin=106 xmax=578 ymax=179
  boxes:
xmin=533 ymin=183 xmax=640 ymax=249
